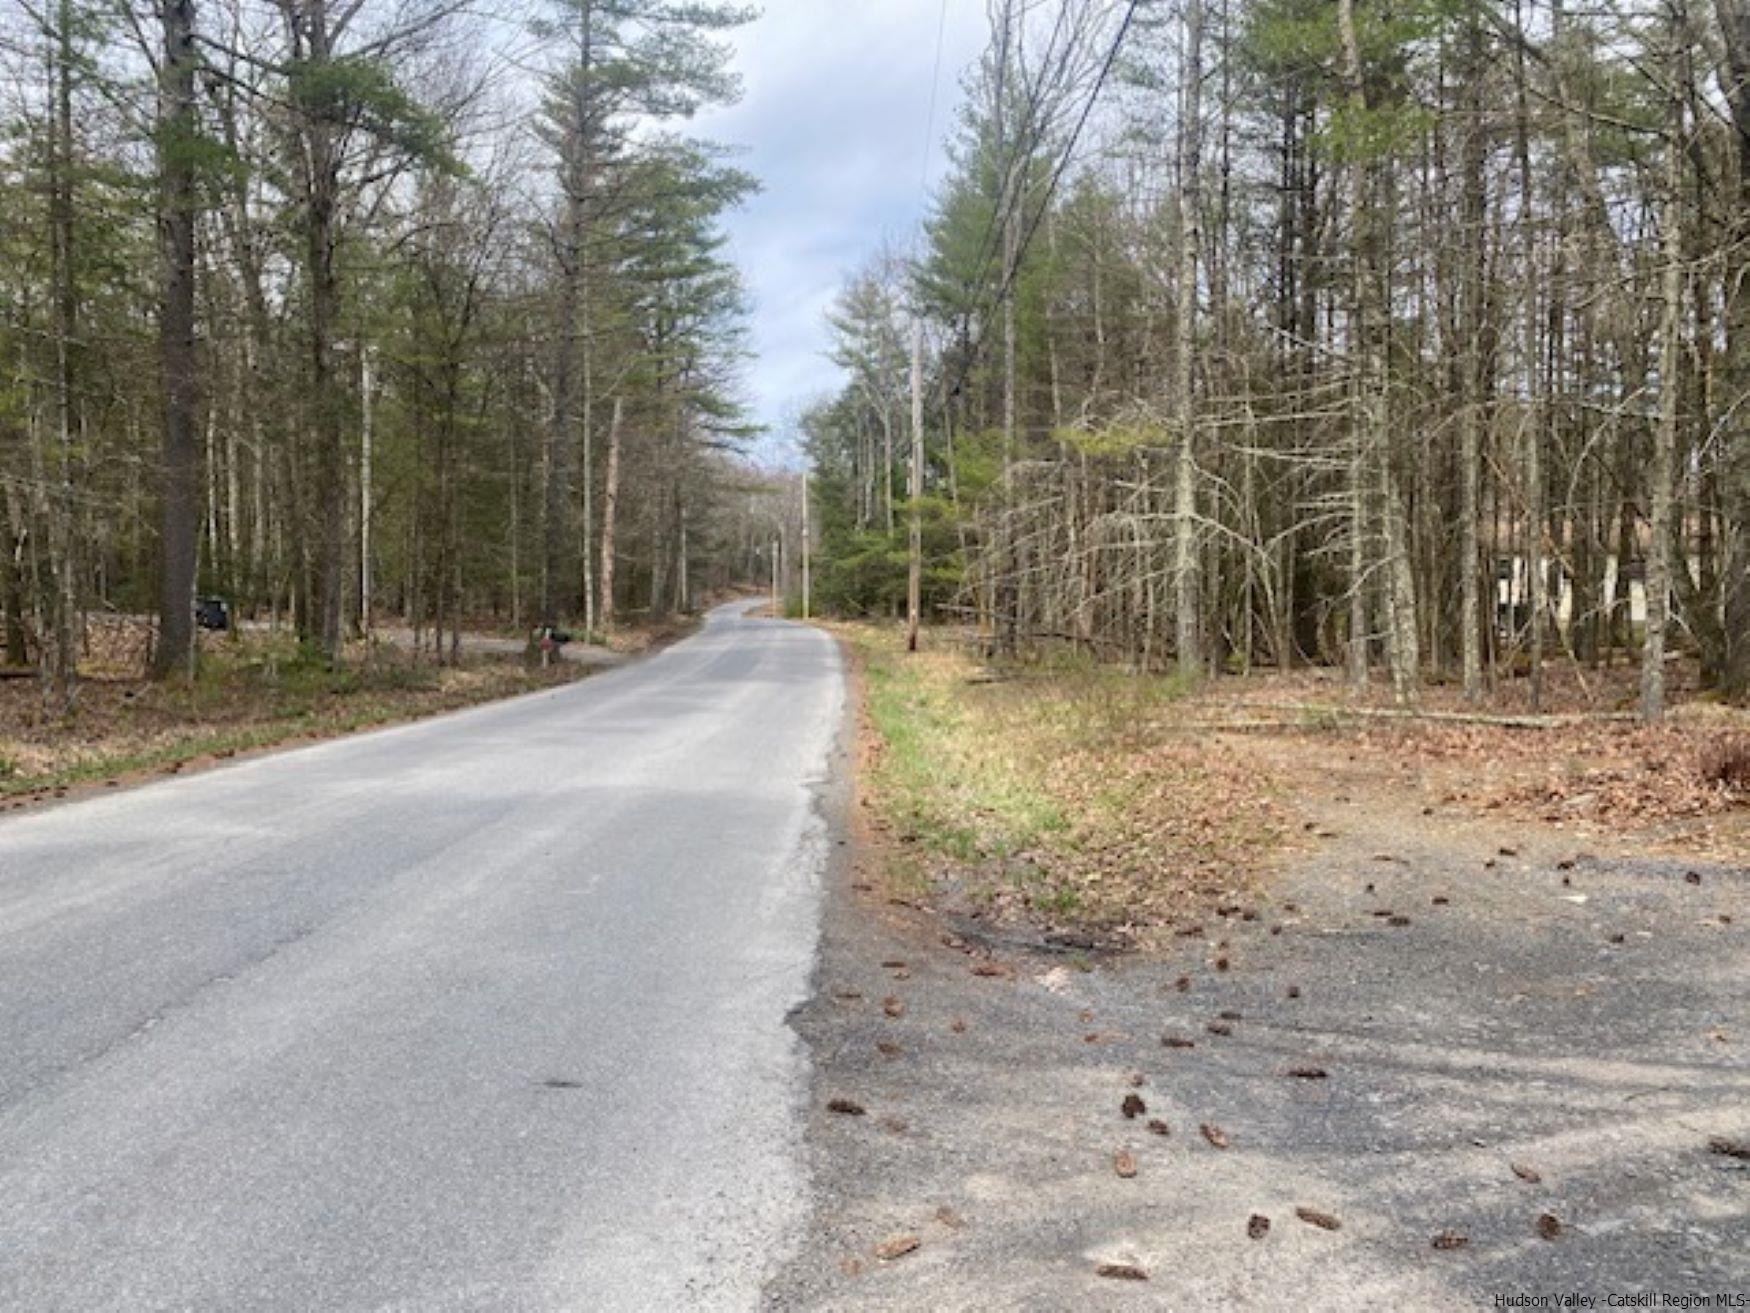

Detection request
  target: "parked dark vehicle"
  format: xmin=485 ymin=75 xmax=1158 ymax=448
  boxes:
xmin=194 ymin=597 xmax=230 ymax=631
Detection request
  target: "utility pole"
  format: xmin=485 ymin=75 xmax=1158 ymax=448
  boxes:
xmin=770 ymin=536 xmax=779 ymax=618
xmin=801 ymin=468 xmax=811 ymax=621
xmin=359 ymin=345 xmax=373 ymax=635
xmin=907 ymin=318 xmax=923 ymax=652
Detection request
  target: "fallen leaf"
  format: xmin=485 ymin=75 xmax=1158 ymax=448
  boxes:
xmin=1162 ymin=1036 xmax=1196 ymax=1049
xmin=827 ymin=1098 xmax=866 ymax=1116
xmin=1285 ymin=1066 xmax=1328 ymax=1080
xmin=1218 ymin=1009 xmax=1243 ymax=1021
xmin=1146 ymin=1118 xmax=1171 ymax=1136
xmin=1431 ymin=1231 xmax=1469 ymax=1251
xmin=970 ymin=962 xmax=1008 ymax=978
xmin=1201 ymin=1123 xmax=1229 ymax=1149
xmin=1388 ymin=915 xmax=1412 ymax=927
xmin=1215 ymin=956 xmax=1231 ymax=972
xmin=1286 ymin=985 xmax=1302 ymax=999
xmin=949 ymin=1017 xmax=967 ymax=1033
xmin=1247 ymin=1213 xmax=1271 ymax=1240
xmin=881 ymin=959 xmax=908 ymax=968
xmin=1121 ymin=1093 xmax=1147 ymax=1119
xmin=1685 ymin=870 xmax=1702 ymax=885
xmin=1174 ymin=974 xmax=1192 ymax=992
xmin=934 ymin=1206 xmax=965 ymax=1230
xmin=1206 ymin=1021 xmax=1233 ymax=1037
xmin=1708 ymin=1136 xmax=1750 ymax=1160
xmin=1113 ymin=1149 xmax=1137 ymax=1178
xmin=883 ymin=996 xmax=905 ymax=1019
xmin=1295 ymin=1207 xmax=1341 ymax=1231
xmin=874 ymin=1235 xmax=920 ymax=1261
xmin=1536 ymin=1213 xmax=1562 ymax=1240
xmin=876 ymin=1041 xmax=903 ymax=1059
xmin=1095 ymin=1262 xmax=1148 ymax=1281
xmin=1510 ymin=1162 xmax=1543 ymax=1184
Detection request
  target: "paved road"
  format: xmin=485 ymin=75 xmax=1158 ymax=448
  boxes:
xmin=0 ymin=601 xmax=842 ymax=1311
xmin=775 ymin=769 xmax=1749 ymax=1308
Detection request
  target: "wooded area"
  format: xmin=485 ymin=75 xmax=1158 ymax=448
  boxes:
xmin=0 ymin=0 xmax=796 ymax=712
xmin=805 ymin=0 xmax=1750 ymax=723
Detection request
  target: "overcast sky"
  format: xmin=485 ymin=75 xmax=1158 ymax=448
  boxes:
xmin=691 ymin=1 xmax=990 ymax=459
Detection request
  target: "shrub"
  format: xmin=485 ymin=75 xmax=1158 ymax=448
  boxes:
xmin=1698 ymin=734 xmax=1750 ymax=794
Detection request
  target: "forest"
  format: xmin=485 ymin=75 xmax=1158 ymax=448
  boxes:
xmin=804 ymin=0 xmax=1750 ymax=723
xmin=0 ymin=0 xmax=792 ymax=709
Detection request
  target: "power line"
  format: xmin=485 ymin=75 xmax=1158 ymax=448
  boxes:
xmin=920 ymin=0 xmax=951 ymax=196
xmin=943 ymin=0 xmax=1142 ymax=404
xmin=944 ymin=0 xmax=1082 ymax=327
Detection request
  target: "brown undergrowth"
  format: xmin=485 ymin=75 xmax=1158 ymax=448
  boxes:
xmin=1176 ymin=666 xmax=1749 ymax=863
xmin=0 ymin=620 xmax=590 ymax=808
xmin=839 ymin=626 xmax=1746 ymax=947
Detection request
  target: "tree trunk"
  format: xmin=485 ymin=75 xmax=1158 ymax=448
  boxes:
xmin=1717 ymin=0 xmax=1750 ymax=698
xmin=152 ymin=0 xmax=199 ymax=680
xmin=44 ymin=0 xmax=79 ymax=711
xmin=1339 ymin=0 xmax=1374 ymax=694
xmin=1642 ymin=107 xmax=1684 ymax=723
xmin=544 ymin=1 xmax=595 ymax=629
xmin=1458 ymin=16 xmax=1488 ymax=700
xmin=598 ymin=394 xmax=623 ymax=633
xmin=1174 ymin=0 xmax=1204 ymax=677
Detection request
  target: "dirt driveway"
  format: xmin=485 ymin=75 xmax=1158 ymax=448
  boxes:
xmin=771 ymin=739 xmax=1749 ymax=1309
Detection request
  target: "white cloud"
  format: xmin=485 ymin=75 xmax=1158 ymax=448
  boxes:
xmin=693 ymin=0 xmax=988 ymax=453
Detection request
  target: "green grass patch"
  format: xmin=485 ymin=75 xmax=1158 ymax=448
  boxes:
xmin=849 ymin=625 xmax=1186 ymax=868
xmin=839 ymin=621 xmax=1288 ymax=935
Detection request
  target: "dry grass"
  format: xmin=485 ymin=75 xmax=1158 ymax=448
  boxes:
xmin=837 ymin=623 xmax=1290 ymax=944
xmin=1699 ymin=733 xmax=1750 ymax=794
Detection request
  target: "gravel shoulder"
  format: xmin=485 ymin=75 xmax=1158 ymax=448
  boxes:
xmin=771 ymin=715 xmax=1749 ymax=1309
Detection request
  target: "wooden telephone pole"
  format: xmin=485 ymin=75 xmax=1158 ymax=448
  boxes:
xmin=801 ymin=468 xmax=811 ymax=621
xmin=907 ymin=320 xmax=923 ymax=652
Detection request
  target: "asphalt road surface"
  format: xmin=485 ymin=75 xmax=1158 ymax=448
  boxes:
xmin=0 ymin=600 xmax=843 ymax=1312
